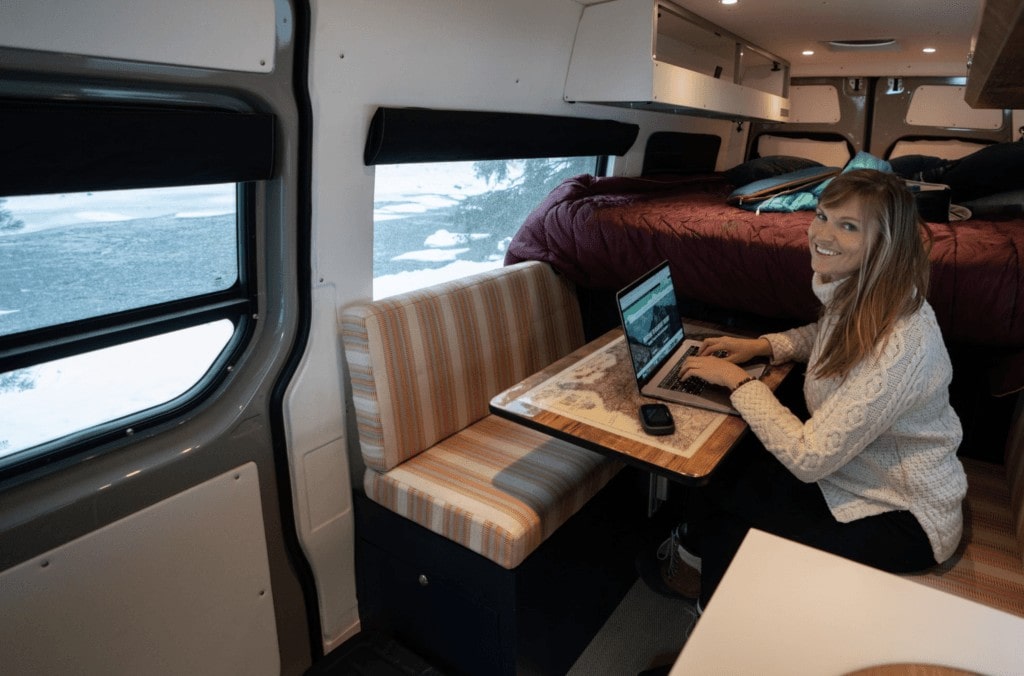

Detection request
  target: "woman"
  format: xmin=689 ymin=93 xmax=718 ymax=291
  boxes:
xmin=651 ymin=168 xmax=967 ymax=612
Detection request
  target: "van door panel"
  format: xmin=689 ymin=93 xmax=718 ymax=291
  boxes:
xmin=0 ymin=463 xmax=279 ymax=675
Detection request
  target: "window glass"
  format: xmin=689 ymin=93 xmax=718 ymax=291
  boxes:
xmin=373 ymin=157 xmax=595 ymax=299
xmin=0 ymin=321 xmax=233 ymax=460
xmin=0 ymin=184 xmax=240 ymax=463
xmin=0 ymin=184 xmax=237 ymax=336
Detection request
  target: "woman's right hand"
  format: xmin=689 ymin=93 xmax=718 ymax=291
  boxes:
xmin=698 ymin=335 xmax=773 ymax=364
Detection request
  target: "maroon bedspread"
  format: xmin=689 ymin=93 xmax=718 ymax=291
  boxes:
xmin=506 ymin=173 xmax=1024 ymax=393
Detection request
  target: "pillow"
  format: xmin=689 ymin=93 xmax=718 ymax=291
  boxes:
xmin=940 ymin=142 xmax=1024 ymax=202
xmin=889 ymin=154 xmax=959 ymax=182
xmin=727 ymin=165 xmax=840 ymax=211
xmin=961 ymin=189 xmax=1024 ymax=220
xmin=842 ymin=151 xmax=893 ymax=174
xmin=727 ymin=151 xmax=891 ymax=213
xmin=723 ymin=155 xmax=823 ymax=187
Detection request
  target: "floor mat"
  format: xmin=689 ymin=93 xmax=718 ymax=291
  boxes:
xmin=566 ymin=578 xmax=699 ymax=676
xmin=306 ymin=631 xmax=444 ymax=676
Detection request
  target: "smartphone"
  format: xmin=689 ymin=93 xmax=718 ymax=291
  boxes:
xmin=639 ymin=403 xmax=674 ymax=436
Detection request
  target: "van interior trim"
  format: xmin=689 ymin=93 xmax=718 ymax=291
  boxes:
xmin=0 ymin=462 xmax=280 ymax=675
xmin=0 ymin=101 xmax=276 ymax=196
xmin=362 ymin=107 xmax=639 ymax=165
xmin=747 ymin=76 xmax=870 ymax=161
xmin=0 ymin=295 xmax=254 ymax=374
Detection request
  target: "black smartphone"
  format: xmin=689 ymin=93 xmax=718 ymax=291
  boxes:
xmin=639 ymin=403 xmax=674 ymax=436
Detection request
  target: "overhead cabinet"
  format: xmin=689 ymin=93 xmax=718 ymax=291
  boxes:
xmin=564 ymin=0 xmax=791 ymax=122
xmin=964 ymin=0 xmax=1024 ymax=108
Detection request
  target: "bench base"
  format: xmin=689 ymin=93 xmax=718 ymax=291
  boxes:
xmin=354 ymin=467 xmax=664 ymax=676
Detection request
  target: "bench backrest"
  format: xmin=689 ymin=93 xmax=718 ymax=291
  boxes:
xmin=341 ymin=262 xmax=584 ymax=473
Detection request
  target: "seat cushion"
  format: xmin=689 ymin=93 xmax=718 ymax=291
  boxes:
xmin=904 ymin=458 xmax=1024 ymax=617
xmin=364 ymin=415 xmax=622 ymax=569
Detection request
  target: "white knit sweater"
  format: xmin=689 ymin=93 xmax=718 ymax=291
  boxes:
xmin=730 ymin=273 xmax=967 ymax=563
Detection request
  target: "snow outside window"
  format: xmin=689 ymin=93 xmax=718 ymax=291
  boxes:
xmin=0 ymin=184 xmax=238 ymax=460
xmin=373 ymin=157 xmax=596 ymax=299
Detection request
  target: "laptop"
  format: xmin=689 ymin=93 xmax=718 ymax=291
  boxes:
xmin=616 ymin=261 xmax=767 ymax=415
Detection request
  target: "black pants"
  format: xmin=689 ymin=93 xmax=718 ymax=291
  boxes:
xmin=687 ymin=438 xmax=936 ymax=608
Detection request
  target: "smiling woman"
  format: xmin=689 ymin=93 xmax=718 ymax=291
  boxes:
xmin=809 ymin=197 xmax=870 ymax=282
xmin=0 ymin=0 xmax=1019 ymax=673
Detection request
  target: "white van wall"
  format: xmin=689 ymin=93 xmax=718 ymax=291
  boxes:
xmin=292 ymin=0 xmax=741 ymax=652
xmin=308 ymin=0 xmax=739 ymax=300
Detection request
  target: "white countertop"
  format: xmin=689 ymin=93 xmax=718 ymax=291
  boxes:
xmin=671 ymin=529 xmax=1024 ymax=676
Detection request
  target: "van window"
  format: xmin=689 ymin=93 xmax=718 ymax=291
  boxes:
xmin=1 ymin=185 xmax=237 ymax=332
xmin=1 ymin=322 xmax=233 ymax=456
xmin=373 ymin=157 xmax=597 ymax=299
xmin=0 ymin=184 xmax=243 ymax=466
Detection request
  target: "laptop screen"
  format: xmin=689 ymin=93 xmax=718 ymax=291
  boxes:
xmin=617 ymin=262 xmax=684 ymax=384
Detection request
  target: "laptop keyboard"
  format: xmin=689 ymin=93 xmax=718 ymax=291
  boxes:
xmin=659 ymin=345 xmax=710 ymax=394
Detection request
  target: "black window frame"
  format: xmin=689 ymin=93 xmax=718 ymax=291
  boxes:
xmin=363 ymin=107 xmax=636 ymax=298
xmin=363 ymin=107 xmax=638 ymax=166
xmin=0 ymin=98 xmax=274 ymax=480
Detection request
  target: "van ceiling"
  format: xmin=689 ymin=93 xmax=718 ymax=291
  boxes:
xmin=573 ymin=0 xmax=980 ymax=78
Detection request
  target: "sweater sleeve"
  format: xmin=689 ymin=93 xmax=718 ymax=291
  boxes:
xmin=762 ymin=322 xmax=818 ymax=364
xmin=732 ymin=318 xmax=931 ymax=483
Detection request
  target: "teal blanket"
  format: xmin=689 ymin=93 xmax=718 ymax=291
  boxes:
xmin=736 ymin=152 xmax=892 ymax=213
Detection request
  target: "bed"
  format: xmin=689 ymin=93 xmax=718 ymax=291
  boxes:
xmin=505 ymin=147 xmax=1024 ymax=401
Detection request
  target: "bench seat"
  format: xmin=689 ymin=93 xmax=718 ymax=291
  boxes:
xmin=363 ymin=414 xmax=621 ymax=569
xmin=341 ymin=261 xmax=635 ymax=674
xmin=342 ymin=261 xmax=622 ymax=568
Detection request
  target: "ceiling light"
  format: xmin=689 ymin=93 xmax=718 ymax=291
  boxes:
xmin=802 ymin=50 xmax=815 ymax=56
xmin=923 ymin=47 xmax=936 ymax=53
xmin=720 ymin=0 xmax=738 ymax=5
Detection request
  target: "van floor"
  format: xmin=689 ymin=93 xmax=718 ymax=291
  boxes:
xmin=305 ymin=630 xmax=442 ymax=675
xmin=311 ymin=577 xmax=699 ymax=675
xmin=311 ymin=483 xmax=701 ymax=676
xmin=565 ymin=576 xmax=698 ymax=675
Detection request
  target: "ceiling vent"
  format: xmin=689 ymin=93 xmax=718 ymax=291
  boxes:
xmin=824 ymin=38 xmax=899 ymax=51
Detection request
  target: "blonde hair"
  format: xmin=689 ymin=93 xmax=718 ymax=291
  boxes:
xmin=812 ymin=169 xmax=932 ymax=379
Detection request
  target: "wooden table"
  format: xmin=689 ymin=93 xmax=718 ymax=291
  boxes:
xmin=671 ymin=529 xmax=1024 ymax=675
xmin=489 ymin=323 xmax=792 ymax=485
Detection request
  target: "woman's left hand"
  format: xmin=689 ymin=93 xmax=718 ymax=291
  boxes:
xmin=679 ymin=354 xmax=751 ymax=391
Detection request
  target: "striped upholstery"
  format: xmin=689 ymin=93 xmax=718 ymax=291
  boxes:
xmin=342 ymin=261 xmax=585 ymax=473
xmin=904 ymin=406 xmax=1024 ymax=617
xmin=341 ymin=261 xmax=621 ymax=568
xmin=364 ymin=415 xmax=622 ymax=569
